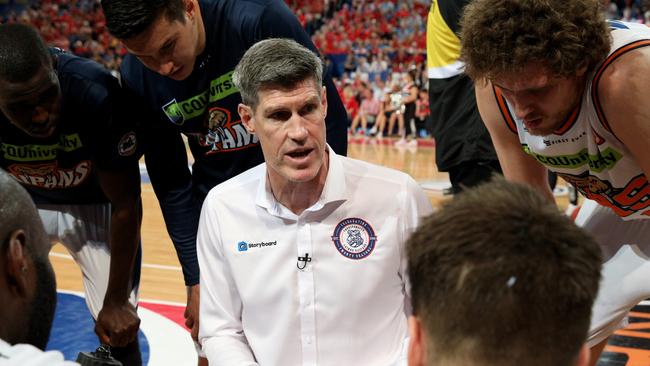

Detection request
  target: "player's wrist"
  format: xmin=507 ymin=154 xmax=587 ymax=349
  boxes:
xmin=102 ymin=294 xmax=131 ymax=308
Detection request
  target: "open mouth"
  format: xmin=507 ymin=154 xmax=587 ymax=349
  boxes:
xmin=287 ymin=148 xmax=313 ymax=160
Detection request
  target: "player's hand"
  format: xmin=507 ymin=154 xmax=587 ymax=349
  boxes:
xmin=95 ymin=302 xmax=140 ymax=347
xmin=184 ymin=284 xmax=200 ymax=342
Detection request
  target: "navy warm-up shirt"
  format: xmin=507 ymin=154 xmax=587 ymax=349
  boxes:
xmin=0 ymin=51 xmax=140 ymax=205
xmin=120 ymin=0 xmax=348 ymax=285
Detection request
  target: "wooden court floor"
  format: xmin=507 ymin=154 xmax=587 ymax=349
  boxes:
xmin=50 ymin=137 xmax=649 ymax=366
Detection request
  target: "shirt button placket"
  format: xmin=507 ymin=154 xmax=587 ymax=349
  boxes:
xmin=296 ymin=218 xmax=317 ymax=365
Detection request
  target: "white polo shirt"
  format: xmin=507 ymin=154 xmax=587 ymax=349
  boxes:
xmin=198 ymin=147 xmax=433 ymax=366
xmin=0 ymin=339 xmax=79 ymax=365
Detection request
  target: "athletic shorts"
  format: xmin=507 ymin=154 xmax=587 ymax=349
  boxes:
xmin=575 ymin=199 xmax=650 ymax=346
xmin=38 ymin=203 xmax=140 ymax=319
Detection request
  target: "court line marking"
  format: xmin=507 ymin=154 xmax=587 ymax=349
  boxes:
xmin=49 ymin=252 xmax=182 ymax=272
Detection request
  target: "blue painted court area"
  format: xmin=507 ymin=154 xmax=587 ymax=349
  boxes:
xmin=47 ymin=292 xmax=150 ymax=364
xmin=140 ymin=163 xmax=150 ymax=184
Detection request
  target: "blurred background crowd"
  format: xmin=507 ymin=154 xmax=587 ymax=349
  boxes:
xmin=0 ymin=0 xmax=645 ymax=138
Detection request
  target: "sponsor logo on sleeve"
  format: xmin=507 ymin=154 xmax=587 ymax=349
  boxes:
xmin=162 ymin=99 xmax=185 ymax=125
xmin=118 ymin=132 xmax=137 ymax=156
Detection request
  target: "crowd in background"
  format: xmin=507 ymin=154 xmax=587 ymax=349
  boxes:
xmin=320 ymin=0 xmax=431 ymax=137
xmin=602 ymin=0 xmax=650 ymax=23
xmin=0 ymin=0 xmax=645 ymax=138
xmin=0 ymin=0 xmax=432 ymax=138
xmin=1 ymin=0 xmax=125 ymax=77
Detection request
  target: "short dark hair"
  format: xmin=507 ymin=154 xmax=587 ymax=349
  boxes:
xmin=0 ymin=24 xmax=51 ymax=83
xmin=101 ymin=0 xmax=185 ymax=40
xmin=460 ymin=0 xmax=611 ymax=80
xmin=232 ymin=38 xmax=323 ymax=111
xmin=407 ymin=178 xmax=602 ymax=366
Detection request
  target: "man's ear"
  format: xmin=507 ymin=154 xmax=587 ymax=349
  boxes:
xmin=4 ymin=230 xmax=30 ymax=297
xmin=238 ymin=103 xmax=255 ymax=134
xmin=321 ymin=86 xmax=328 ymax=120
xmin=408 ymin=315 xmax=426 ymax=366
xmin=184 ymin=0 xmax=197 ymax=21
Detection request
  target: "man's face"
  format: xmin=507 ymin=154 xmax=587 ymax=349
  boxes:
xmin=241 ymin=80 xmax=328 ymax=184
xmin=121 ymin=8 xmax=201 ymax=81
xmin=492 ymin=64 xmax=586 ymax=136
xmin=0 ymin=64 xmax=62 ymax=138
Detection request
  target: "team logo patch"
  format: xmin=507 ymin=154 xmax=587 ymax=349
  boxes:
xmin=162 ymin=98 xmax=185 ymax=125
xmin=331 ymin=218 xmax=377 ymax=260
xmin=118 ymin=132 xmax=137 ymax=156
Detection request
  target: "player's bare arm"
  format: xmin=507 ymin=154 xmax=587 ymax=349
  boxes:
xmin=95 ymin=161 xmax=142 ymax=347
xmin=475 ymin=80 xmax=554 ymax=202
xmin=598 ymin=47 xmax=650 ymax=181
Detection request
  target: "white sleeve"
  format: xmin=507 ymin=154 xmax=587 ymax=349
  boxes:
xmin=0 ymin=344 xmax=79 ymax=366
xmin=391 ymin=336 xmax=410 ymax=366
xmin=197 ymin=193 xmax=258 ymax=365
xmin=399 ymin=177 xmax=434 ymax=303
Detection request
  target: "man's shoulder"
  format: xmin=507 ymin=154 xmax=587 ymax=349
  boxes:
xmin=202 ymin=0 xmax=275 ymax=12
xmin=202 ymin=0 xmax=292 ymax=26
xmin=57 ymin=52 xmax=108 ymax=78
xmin=56 ymin=53 xmax=116 ymax=102
xmin=206 ymin=162 xmax=265 ymax=201
xmin=340 ymin=155 xmax=414 ymax=185
xmin=338 ymin=155 xmax=430 ymax=215
xmin=120 ymin=54 xmax=156 ymax=91
xmin=595 ymin=41 xmax=650 ymax=111
xmin=200 ymin=0 xmax=266 ymax=20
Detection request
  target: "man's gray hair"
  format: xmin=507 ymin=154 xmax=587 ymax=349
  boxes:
xmin=233 ymin=38 xmax=323 ymax=110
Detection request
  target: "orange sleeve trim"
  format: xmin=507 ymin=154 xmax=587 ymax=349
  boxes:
xmin=493 ymin=86 xmax=518 ymax=134
xmin=592 ymin=39 xmax=650 ymax=137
